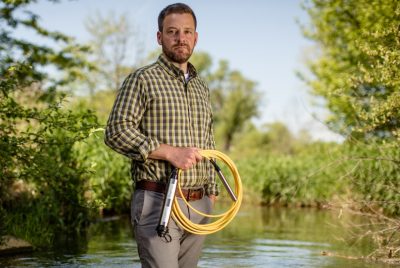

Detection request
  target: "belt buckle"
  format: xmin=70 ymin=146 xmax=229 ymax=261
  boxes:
xmin=188 ymin=188 xmax=203 ymax=201
xmin=188 ymin=189 xmax=195 ymax=201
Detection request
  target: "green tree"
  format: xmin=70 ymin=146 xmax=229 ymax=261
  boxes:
xmin=229 ymin=123 xmax=270 ymax=158
xmin=263 ymin=122 xmax=295 ymax=154
xmin=302 ymin=0 xmax=400 ymax=140
xmin=0 ymin=0 xmax=99 ymax=246
xmin=302 ymin=0 xmax=400 ymax=259
xmin=216 ymin=69 xmax=260 ymax=151
xmin=191 ymin=54 xmax=260 ymax=151
xmin=84 ymin=11 xmax=143 ymax=93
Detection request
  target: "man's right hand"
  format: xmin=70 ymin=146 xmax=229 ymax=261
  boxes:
xmin=148 ymin=144 xmax=203 ymax=170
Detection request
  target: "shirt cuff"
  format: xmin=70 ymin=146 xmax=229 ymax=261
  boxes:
xmin=137 ymin=137 xmax=160 ymax=162
xmin=205 ymin=183 xmax=219 ymax=196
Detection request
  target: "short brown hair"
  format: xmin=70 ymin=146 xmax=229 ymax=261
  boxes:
xmin=158 ymin=3 xmax=197 ymax=32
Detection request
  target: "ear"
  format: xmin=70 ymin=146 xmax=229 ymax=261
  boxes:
xmin=157 ymin=31 xmax=162 ymax=45
xmin=194 ymin=31 xmax=198 ymax=47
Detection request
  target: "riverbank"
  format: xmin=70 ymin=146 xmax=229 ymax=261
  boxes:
xmin=0 ymin=236 xmax=33 ymax=256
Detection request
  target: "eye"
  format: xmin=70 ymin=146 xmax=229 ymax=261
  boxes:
xmin=166 ymin=29 xmax=176 ymax=36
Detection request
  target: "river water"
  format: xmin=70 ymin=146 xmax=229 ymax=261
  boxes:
xmin=0 ymin=204 xmax=395 ymax=267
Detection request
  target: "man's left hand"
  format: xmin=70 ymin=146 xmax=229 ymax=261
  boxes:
xmin=209 ymin=194 xmax=216 ymax=205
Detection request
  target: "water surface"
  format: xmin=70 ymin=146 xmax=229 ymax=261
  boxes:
xmin=0 ymin=205 xmax=395 ymax=267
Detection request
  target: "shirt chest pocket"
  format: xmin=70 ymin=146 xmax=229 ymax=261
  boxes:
xmin=188 ymin=88 xmax=211 ymax=128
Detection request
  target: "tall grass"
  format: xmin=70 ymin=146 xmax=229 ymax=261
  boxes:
xmin=234 ymin=140 xmax=399 ymax=215
xmin=235 ymin=143 xmax=346 ymax=207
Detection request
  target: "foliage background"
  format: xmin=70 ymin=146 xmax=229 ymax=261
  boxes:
xmin=0 ymin=0 xmax=398 ymax=259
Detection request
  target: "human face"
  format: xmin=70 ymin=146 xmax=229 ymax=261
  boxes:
xmin=157 ymin=13 xmax=198 ymax=65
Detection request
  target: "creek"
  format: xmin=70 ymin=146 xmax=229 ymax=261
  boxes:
xmin=0 ymin=204 xmax=393 ymax=267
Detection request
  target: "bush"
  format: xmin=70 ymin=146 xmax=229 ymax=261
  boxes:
xmin=0 ymin=64 xmax=100 ymax=246
xmin=234 ymin=139 xmax=399 ymax=215
xmin=236 ymin=142 xmax=346 ymax=206
xmin=75 ymin=132 xmax=132 ymax=215
xmin=348 ymin=140 xmax=400 ymax=215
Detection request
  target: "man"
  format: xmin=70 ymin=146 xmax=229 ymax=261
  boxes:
xmin=105 ymin=3 xmax=218 ymax=267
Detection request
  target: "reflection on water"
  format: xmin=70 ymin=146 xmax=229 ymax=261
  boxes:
xmin=201 ymin=238 xmax=331 ymax=268
xmin=0 ymin=205 xmax=394 ymax=267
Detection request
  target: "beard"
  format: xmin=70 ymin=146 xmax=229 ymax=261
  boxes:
xmin=162 ymin=43 xmax=193 ymax=64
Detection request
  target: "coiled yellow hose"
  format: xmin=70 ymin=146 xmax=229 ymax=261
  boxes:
xmin=171 ymin=149 xmax=243 ymax=235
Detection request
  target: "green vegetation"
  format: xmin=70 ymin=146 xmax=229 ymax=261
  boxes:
xmin=301 ymin=0 xmax=400 ymax=141
xmin=0 ymin=0 xmax=398 ymax=261
xmin=299 ymin=0 xmax=400 ymax=258
xmin=0 ymin=0 xmax=99 ymax=246
xmin=235 ymin=140 xmax=399 ymax=212
xmin=74 ymin=131 xmax=132 ymax=215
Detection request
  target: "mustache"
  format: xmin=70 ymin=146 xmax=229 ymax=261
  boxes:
xmin=173 ymin=43 xmax=189 ymax=49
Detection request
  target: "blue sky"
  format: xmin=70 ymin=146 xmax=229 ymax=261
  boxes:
xmin=22 ymin=0 xmax=343 ymax=141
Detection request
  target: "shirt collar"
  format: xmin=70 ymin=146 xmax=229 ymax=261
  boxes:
xmin=157 ymin=54 xmax=197 ymax=79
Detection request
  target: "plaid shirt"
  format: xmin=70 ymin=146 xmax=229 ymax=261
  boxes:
xmin=105 ymin=54 xmax=218 ymax=195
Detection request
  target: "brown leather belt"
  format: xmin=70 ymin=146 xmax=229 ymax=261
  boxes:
xmin=135 ymin=180 xmax=205 ymax=201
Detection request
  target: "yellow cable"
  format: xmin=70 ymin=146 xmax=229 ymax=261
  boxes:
xmin=171 ymin=149 xmax=243 ymax=235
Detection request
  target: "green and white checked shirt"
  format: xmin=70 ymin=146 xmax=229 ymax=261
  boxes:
xmin=105 ymin=54 xmax=218 ymax=196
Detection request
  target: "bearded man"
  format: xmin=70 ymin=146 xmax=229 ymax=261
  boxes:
xmin=105 ymin=3 xmax=218 ymax=268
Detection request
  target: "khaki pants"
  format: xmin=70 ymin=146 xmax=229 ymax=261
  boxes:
xmin=131 ymin=189 xmax=212 ymax=268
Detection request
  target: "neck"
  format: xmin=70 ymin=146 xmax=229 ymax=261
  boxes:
xmin=172 ymin=61 xmax=188 ymax=74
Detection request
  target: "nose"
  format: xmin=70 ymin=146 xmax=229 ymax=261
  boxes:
xmin=176 ymin=31 xmax=186 ymax=43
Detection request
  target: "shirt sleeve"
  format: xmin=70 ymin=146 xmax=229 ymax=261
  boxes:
xmin=104 ymin=72 xmax=159 ymax=162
